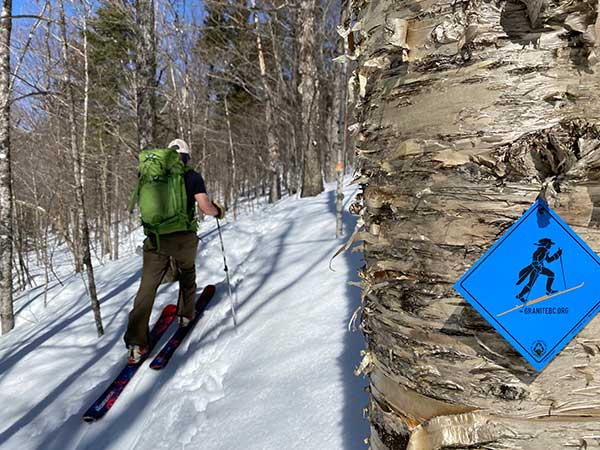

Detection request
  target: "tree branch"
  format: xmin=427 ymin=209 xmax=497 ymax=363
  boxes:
xmin=9 ymin=2 xmax=48 ymax=92
xmin=2 ymin=15 xmax=58 ymax=24
xmin=11 ymin=90 xmax=52 ymax=105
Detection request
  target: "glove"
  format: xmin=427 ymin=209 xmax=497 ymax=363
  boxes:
xmin=212 ymin=200 xmax=226 ymax=220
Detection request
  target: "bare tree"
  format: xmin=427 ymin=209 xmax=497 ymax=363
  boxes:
xmin=0 ymin=0 xmax=14 ymax=335
xmin=297 ymin=0 xmax=323 ymax=197
xmin=223 ymin=95 xmax=238 ymax=218
xmin=135 ymin=0 xmax=157 ymax=150
xmin=334 ymin=14 xmax=352 ymax=238
xmin=351 ymin=0 xmax=600 ymax=449
xmin=298 ymin=0 xmax=324 ymax=198
xmin=252 ymin=0 xmax=281 ymax=203
xmin=58 ymin=0 xmax=103 ymax=337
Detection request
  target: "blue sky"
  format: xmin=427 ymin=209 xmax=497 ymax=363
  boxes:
xmin=11 ymin=0 xmax=206 ymax=28
xmin=12 ymin=0 xmax=80 ymax=20
xmin=12 ymin=0 xmax=50 ymax=16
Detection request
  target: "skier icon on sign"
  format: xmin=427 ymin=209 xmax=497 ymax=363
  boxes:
xmin=455 ymin=199 xmax=600 ymax=371
xmin=516 ymin=238 xmax=562 ymax=302
xmin=496 ymin=236 xmax=584 ymax=319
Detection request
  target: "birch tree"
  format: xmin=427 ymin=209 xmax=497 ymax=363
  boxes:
xmin=351 ymin=0 xmax=600 ymax=448
xmin=135 ymin=0 xmax=157 ymax=150
xmin=298 ymin=0 xmax=324 ymax=198
xmin=0 ymin=0 xmax=13 ymax=334
xmin=58 ymin=0 xmax=104 ymax=337
xmin=252 ymin=0 xmax=281 ymax=203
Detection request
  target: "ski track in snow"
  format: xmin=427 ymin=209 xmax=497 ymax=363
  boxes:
xmin=0 ymin=181 xmax=369 ymax=450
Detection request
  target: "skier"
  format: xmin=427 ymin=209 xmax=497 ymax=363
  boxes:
xmin=516 ymin=238 xmax=562 ymax=303
xmin=125 ymin=139 xmax=225 ymax=364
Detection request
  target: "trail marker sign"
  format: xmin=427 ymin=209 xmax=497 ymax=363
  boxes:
xmin=454 ymin=199 xmax=600 ymax=371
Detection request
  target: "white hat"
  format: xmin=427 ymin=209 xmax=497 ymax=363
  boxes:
xmin=168 ymin=139 xmax=190 ymax=155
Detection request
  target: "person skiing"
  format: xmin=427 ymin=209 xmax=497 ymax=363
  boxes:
xmin=516 ymin=238 xmax=562 ymax=303
xmin=125 ymin=138 xmax=225 ymax=364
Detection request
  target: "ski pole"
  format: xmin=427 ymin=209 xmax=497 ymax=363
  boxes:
xmin=217 ymin=219 xmax=237 ymax=327
xmin=559 ymin=252 xmax=566 ymax=290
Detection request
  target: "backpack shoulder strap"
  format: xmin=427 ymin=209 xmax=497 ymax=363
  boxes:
xmin=128 ymin=173 xmax=141 ymax=213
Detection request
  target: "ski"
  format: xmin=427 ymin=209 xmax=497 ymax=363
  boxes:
xmin=496 ymin=282 xmax=585 ymax=318
xmin=150 ymin=284 xmax=216 ymax=370
xmin=82 ymin=304 xmax=177 ymax=422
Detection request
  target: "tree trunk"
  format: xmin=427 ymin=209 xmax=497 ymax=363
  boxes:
xmin=169 ymin=62 xmax=185 ymax=138
xmin=15 ymin=206 xmax=33 ymax=290
xmin=335 ymin=85 xmax=345 ymax=239
xmin=352 ymin=1 xmax=600 ymax=449
xmin=252 ymin=0 xmax=281 ymax=203
xmin=298 ymin=0 xmax=324 ymax=198
xmin=135 ymin=0 xmax=157 ymax=150
xmin=335 ymin=24 xmax=351 ymax=239
xmin=59 ymin=0 xmax=104 ymax=337
xmin=224 ymin=95 xmax=237 ymax=219
xmin=0 ymin=0 xmax=14 ymax=334
xmin=201 ymin=85 xmax=210 ymax=172
xmin=80 ymin=1 xmax=90 ymax=191
xmin=43 ymin=215 xmax=50 ymax=307
xmin=32 ymin=170 xmax=42 ymax=263
xmin=99 ymin=134 xmax=111 ymax=257
xmin=112 ymin=167 xmax=119 ymax=260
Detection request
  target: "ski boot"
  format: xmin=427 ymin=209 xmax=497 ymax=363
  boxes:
xmin=178 ymin=313 xmax=195 ymax=328
xmin=128 ymin=345 xmax=149 ymax=365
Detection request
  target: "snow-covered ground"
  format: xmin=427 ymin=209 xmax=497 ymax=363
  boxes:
xmin=0 ymin=181 xmax=369 ymax=450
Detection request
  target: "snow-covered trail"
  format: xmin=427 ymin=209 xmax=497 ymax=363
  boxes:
xmin=0 ymin=182 xmax=368 ymax=450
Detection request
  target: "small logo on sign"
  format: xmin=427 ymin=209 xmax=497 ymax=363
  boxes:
xmin=531 ymin=340 xmax=547 ymax=359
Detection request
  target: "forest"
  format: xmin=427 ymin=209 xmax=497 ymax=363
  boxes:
xmin=4 ymin=0 xmax=600 ymax=449
xmin=0 ymin=0 xmax=353 ymax=336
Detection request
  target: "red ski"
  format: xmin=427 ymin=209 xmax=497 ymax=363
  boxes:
xmin=150 ymin=285 xmax=216 ymax=370
xmin=82 ymin=304 xmax=177 ymax=422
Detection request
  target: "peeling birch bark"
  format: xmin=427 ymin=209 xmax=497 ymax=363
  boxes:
xmin=0 ymin=0 xmax=13 ymax=334
xmin=135 ymin=0 xmax=157 ymax=150
xmin=298 ymin=0 xmax=324 ymax=197
xmin=351 ymin=0 xmax=600 ymax=448
xmin=252 ymin=0 xmax=281 ymax=203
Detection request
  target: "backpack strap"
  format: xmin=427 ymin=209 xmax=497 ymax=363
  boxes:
xmin=181 ymin=166 xmax=198 ymax=228
xmin=128 ymin=183 xmax=139 ymax=213
xmin=144 ymin=225 xmax=161 ymax=253
xmin=128 ymin=173 xmax=141 ymax=213
xmin=153 ymin=231 xmax=161 ymax=253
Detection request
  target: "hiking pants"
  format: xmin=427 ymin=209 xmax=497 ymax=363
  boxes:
xmin=124 ymin=231 xmax=198 ymax=347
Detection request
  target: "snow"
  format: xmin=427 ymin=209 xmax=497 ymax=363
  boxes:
xmin=0 ymin=180 xmax=369 ymax=450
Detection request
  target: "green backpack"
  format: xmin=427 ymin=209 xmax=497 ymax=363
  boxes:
xmin=129 ymin=149 xmax=197 ymax=246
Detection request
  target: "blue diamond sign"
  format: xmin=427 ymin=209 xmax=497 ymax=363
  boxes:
xmin=454 ymin=199 xmax=600 ymax=371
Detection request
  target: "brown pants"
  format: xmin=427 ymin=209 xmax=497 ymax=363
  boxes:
xmin=124 ymin=231 xmax=198 ymax=347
